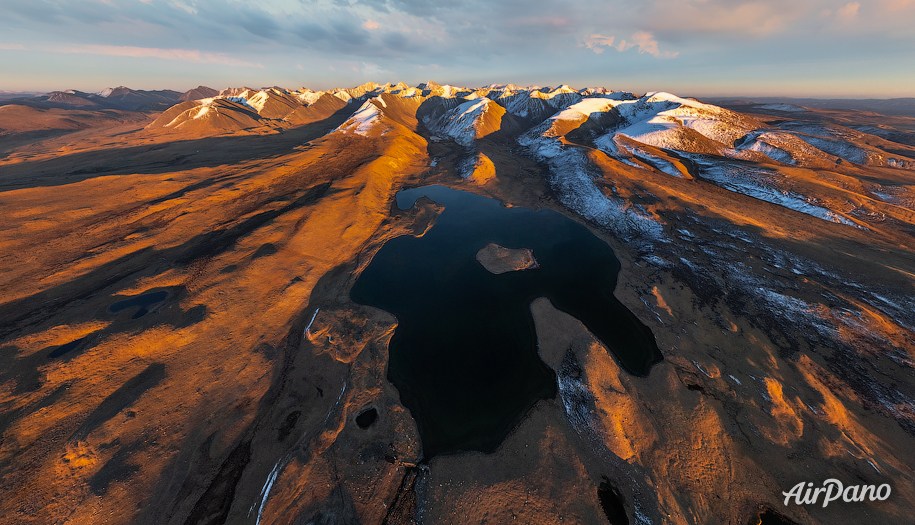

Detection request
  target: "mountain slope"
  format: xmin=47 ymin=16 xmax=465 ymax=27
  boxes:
xmin=179 ymin=86 xmax=218 ymax=102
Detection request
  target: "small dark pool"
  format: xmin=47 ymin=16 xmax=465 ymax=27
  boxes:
xmin=356 ymin=407 xmax=379 ymax=429
xmin=351 ymin=185 xmax=661 ymax=457
xmin=597 ymin=477 xmax=629 ymax=525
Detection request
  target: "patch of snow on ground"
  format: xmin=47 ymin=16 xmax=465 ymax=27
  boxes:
xmin=757 ymin=103 xmax=806 ymax=112
xmin=557 ymin=361 xmax=596 ymax=432
xmin=872 ymin=189 xmax=901 ymax=203
xmin=627 ymin=147 xmax=683 ymax=177
xmin=682 ymin=154 xmax=858 ymax=226
xmin=736 ymin=277 xmax=835 ymax=337
xmin=738 ymin=133 xmax=795 ymax=165
xmin=520 ymin=129 xmax=663 ymax=239
xmin=886 ymin=157 xmax=915 ymax=169
xmin=592 ymin=134 xmax=644 ymax=168
xmin=865 ymin=292 xmax=915 ymax=333
xmin=456 ymin=154 xmax=479 ymax=179
xmin=797 ymin=135 xmax=868 ymax=164
xmin=641 ymin=254 xmax=670 ymax=268
xmin=693 ymin=360 xmax=713 ymax=378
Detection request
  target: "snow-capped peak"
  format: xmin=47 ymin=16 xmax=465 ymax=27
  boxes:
xmin=295 ymin=89 xmax=324 ymax=105
xmin=422 ymin=96 xmax=503 ymax=147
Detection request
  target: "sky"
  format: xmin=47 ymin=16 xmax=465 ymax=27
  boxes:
xmin=2 ymin=0 xmax=914 ymax=98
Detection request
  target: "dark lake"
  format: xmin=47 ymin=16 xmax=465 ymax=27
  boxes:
xmin=350 ymin=185 xmax=661 ymax=458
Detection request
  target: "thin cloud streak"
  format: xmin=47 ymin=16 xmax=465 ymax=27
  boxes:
xmin=58 ymin=44 xmax=263 ymax=68
xmin=584 ymin=32 xmax=678 ymax=59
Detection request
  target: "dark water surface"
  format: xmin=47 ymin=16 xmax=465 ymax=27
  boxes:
xmin=351 ymin=185 xmax=661 ymax=457
xmin=355 ymin=407 xmax=379 ymax=429
xmin=597 ymin=476 xmax=630 ymax=525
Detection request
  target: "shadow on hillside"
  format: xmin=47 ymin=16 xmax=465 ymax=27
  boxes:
xmin=0 ymin=104 xmax=354 ymax=192
xmin=0 ymin=181 xmax=338 ymax=336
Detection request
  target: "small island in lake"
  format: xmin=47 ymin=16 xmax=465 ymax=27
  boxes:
xmin=476 ymin=243 xmax=540 ymax=274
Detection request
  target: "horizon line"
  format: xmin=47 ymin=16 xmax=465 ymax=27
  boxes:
xmin=3 ymin=82 xmax=914 ymax=102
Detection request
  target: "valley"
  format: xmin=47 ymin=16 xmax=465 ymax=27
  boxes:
xmin=0 ymin=82 xmax=913 ymax=525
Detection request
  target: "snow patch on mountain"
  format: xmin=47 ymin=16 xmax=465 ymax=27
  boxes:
xmin=226 ymin=96 xmax=257 ymax=112
xmin=682 ymin=154 xmax=859 ymax=226
xmin=530 ymin=85 xmax=583 ymax=108
xmin=736 ymin=132 xmax=796 ymax=165
xmin=606 ymin=92 xmax=753 ymax=149
xmin=246 ymin=90 xmax=273 ymax=113
xmin=592 ymin=134 xmax=642 ymax=168
xmin=332 ymin=90 xmax=352 ymax=102
xmin=552 ymin=97 xmax=623 ymax=124
xmin=627 ymin=146 xmax=683 ymax=177
xmin=423 ymin=97 xmax=497 ymax=147
xmin=520 ymin=131 xmax=662 ymax=239
xmin=192 ymin=104 xmax=212 ymax=120
xmin=757 ymin=103 xmax=806 ymax=113
xmin=797 ymin=135 xmax=869 ymax=164
xmin=335 ymin=98 xmax=384 ymax=136
xmin=294 ymin=89 xmax=324 ymax=105
xmin=743 ymin=139 xmax=795 ymax=164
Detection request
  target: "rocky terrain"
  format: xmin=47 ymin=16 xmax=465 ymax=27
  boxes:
xmin=0 ymin=81 xmax=913 ymax=525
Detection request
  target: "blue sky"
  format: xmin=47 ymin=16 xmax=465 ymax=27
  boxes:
xmin=2 ymin=0 xmax=914 ymax=97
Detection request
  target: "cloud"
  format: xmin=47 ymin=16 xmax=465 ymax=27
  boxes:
xmin=584 ymin=34 xmax=616 ymax=54
xmin=507 ymin=16 xmax=574 ymax=30
xmin=836 ymin=1 xmax=861 ymax=21
xmin=2 ymin=0 xmax=914 ymax=93
xmin=623 ymin=31 xmax=679 ymax=58
xmin=5 ymin=0 xmax=901 ymax=69
xmin=584 ymin=32 xmax=677 ymax=58
xmin=352 ymin=0 xmax=448 ymax=17
xmin=60 ymin=44 xmax=263 ymax=67
xmin=881 ymin=0 xmax=915 ymax=10
xmin=169 ymin=1 xmax=197 ymax=16
xmin=635 ymin=0 xmax=800 ymax=39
